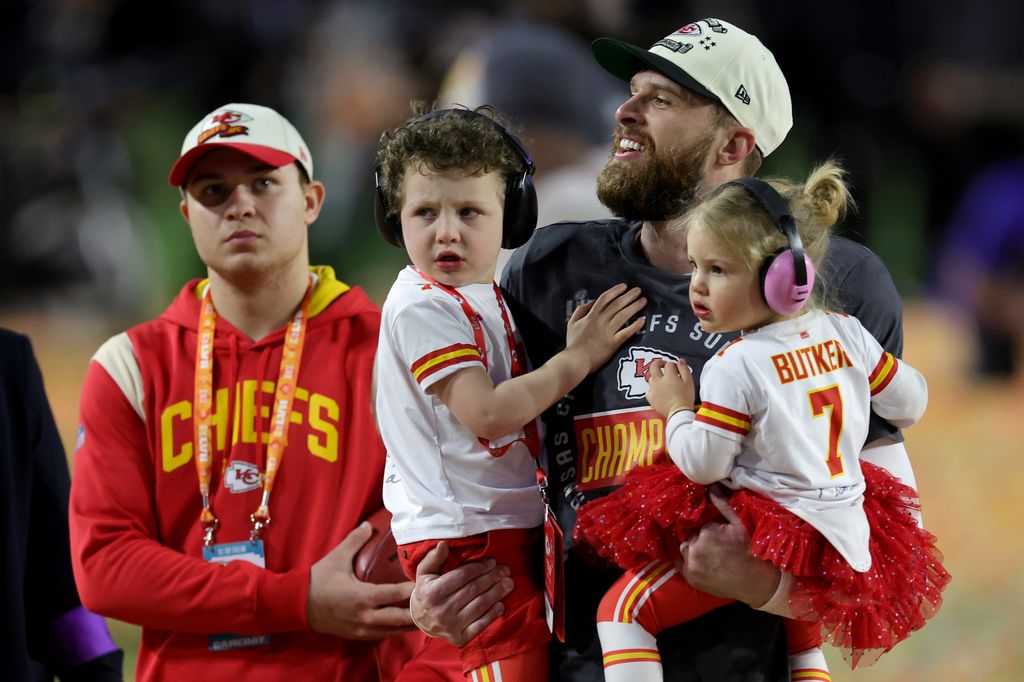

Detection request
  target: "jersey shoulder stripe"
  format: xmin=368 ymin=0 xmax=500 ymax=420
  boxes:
xmin=716 ymin=337 xmax=744 ymax=357
xmin=696 ymin=401 xmax=751 ymax=436
xmin=411 ymin=343 xmax=482 ymax=384
xmin=92 ymin=332 xmax=145 ymax=420
xmin=868 ymin=352 xmax=899 ymax=395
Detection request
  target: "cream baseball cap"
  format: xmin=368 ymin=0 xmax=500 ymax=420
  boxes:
xmin=168 ymin=103 xmax=313 ymax=186
xmin=592 ymin=18 xmax=792 ymax=156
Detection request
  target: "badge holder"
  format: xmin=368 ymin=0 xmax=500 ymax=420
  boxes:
xmin=191 ymin=278 xmax=311 ymax=652
xmin=200 ymin=514 xmax=272 ymax=651
xmin=537 ymin=466 xmax=565 ymax=642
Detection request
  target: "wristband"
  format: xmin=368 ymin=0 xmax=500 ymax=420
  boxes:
xmin=666 ymin=406 xmax=695 ymax=422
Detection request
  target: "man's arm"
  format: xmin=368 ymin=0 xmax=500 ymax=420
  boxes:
xmin=69 ymin=357 xmax=410 ymax=639
xmin=433 ymin=284 xmax=644 ymax=440
xmin=825 ymin=239 xmax=903 ymax=356
xmin=832 ymin=241 xmax=923 ymax=506
xmin=11 ymin=332 xmax=122 ymax=679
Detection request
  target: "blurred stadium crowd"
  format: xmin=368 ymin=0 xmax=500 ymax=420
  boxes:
xmin=2 ymin=0 xmax=1023 ymax=375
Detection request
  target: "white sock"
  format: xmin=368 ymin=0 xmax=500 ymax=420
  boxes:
xmin=789 ymin=647 xmax=830 ymax=681
xmin=597 ymin=620 xmax=663 ymax=682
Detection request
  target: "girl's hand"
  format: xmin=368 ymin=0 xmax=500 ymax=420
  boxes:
xmin=646 ymin=357 xmax=695 ymax=418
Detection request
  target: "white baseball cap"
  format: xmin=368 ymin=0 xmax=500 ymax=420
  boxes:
xmin=592 ymin=18 xmax=792 ymax=156
xmin=168 ymin=103 xmax=314 ymax=186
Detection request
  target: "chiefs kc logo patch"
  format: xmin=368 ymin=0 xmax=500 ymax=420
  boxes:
xmin=197 ymin=110 xmax=253 ymax=144
xmin=674 ymin=23 xmax=702 ymax=37
xmin=616 ymin=346 xmax=677 ymax=399
xmin=224 ymin=460 xmax=261 ymax=493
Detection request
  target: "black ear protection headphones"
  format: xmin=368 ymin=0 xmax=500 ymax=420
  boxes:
xmin=373 ymin=108 xmax=538 ymax=249
xmin=724 ymin=177 xmax=815 ymax=315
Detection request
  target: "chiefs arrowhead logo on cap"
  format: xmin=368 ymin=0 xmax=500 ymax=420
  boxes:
xmin=197 ymin=110 xmax=253 ymax=145
xmin=674 ymin=23 xmax=703 ymax=37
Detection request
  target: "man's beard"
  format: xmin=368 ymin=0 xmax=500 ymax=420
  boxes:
xmin=596 ymin=131 xmax=715 ymax=221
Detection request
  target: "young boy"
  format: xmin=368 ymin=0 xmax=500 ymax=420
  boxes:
xmin=373 ymin=105 xmax=647 ymax=680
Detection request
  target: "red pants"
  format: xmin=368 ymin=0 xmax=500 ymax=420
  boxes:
xmin=399 ymin=528 xmax=550 ymax=677
xmin=376 ymin=630 xmax=464 ymax=681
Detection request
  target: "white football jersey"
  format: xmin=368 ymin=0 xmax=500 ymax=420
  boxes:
xmin=376 ymin=267 xmax=543 ymax=545
xmin=666 ymin=310 xmax=927 ymax=572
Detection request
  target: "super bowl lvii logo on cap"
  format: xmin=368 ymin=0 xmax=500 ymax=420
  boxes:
xmin=198 ymin=110 xmax=253 ymax=144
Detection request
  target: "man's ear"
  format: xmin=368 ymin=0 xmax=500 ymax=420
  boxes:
xmin=179 ymin=197 xmax=190 ymax=223
xmin=303 ymin=180 xmax=326 ymax=226
xmin=715 ymin=126 xmax=756 ymax=169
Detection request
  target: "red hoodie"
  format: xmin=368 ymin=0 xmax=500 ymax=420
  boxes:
xmin=70 ymin=266 xmax=404 ymax=680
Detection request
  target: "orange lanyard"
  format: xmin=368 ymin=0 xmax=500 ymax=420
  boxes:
xmin=412 ymin=268 xmax=540 ymax=458
xmin=194 ymin=277 xmax=313 ymax=545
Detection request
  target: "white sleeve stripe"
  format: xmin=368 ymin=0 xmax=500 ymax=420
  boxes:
xmin=93 ymin=332 xmax=145 ymax=421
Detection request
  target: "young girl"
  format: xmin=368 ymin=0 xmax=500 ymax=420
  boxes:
xmin=575 ymin=161 xmax=950 ymax=681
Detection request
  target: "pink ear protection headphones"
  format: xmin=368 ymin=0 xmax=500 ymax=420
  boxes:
xmin=724 ymin=177 xmax=815 ymax=315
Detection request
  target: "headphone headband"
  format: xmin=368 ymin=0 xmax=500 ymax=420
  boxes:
xmin=724 ymin=177 xmax=807 ymax=286
xmin=373 ymin=108 xmax=538 ymax=249
xmin=721 ymin=176 xmax=815 ymax=316
xmin=411 ymin=108 xmax=535 ymax=175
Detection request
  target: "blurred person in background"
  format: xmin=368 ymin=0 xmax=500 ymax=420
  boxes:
xmin=439 ymin=21 xmax=622 ymax=279
xmin=68 ymin=103 xmax=460 ymax=681
xmin=0 ymin=328 xmax=123 ymax=681
xmin=440 ymin=21 xmax=621 ymax=227
xmin=911 ymin=3 xmax=1024 ymax=380
xmin=931 ymin=158 xmax=1024 ymax=378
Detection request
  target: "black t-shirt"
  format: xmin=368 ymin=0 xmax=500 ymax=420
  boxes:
xmin=501 ymin=219 xmax=904 ymax=681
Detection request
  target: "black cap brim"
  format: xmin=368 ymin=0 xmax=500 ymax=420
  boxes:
xmin=591 ymin=37 xmax=721 ymax=106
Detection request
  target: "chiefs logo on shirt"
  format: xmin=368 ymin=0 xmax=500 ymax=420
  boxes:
xmin=616 ymin=346 xmax=677 ymax=399
xmin=224 ymin=460 xmax=261 ymax=493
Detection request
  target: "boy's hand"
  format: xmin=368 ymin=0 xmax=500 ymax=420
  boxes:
xmin=565 ymin=283 xmax=646 ymax=372
xmin=646 ymin=358 xmax=695 ymax=418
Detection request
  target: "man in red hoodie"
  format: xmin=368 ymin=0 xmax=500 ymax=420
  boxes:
xmin=68 ymin=103 xmax=460 ymax=680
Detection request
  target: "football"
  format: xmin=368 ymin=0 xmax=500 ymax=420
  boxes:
xmin=353 ymin=506 xmax=407 ymax=584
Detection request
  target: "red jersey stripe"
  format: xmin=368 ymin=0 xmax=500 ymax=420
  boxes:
xmin=869 ymin=352 xmax=899 ymax=395
xmin=411 ymin=344 xmax=481 ymax=383
xmin=696 ymin=401 xmax=751 ymax=436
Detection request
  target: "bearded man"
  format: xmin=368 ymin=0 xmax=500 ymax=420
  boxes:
xmin=408 ymin=17 xmax=917 ymax=681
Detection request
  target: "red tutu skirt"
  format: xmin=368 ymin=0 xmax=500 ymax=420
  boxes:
xmin=574 ymin=461 xmax=951 ymax=668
